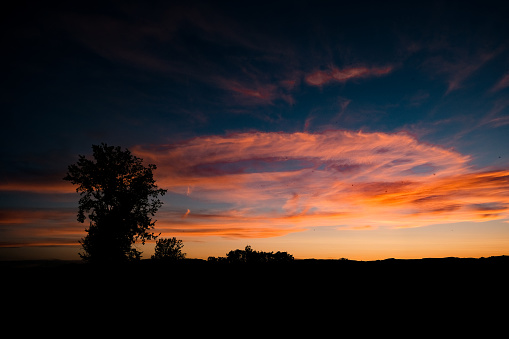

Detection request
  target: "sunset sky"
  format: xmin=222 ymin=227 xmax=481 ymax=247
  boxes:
xmin=2 ymin=0 xmax=509 ymax=260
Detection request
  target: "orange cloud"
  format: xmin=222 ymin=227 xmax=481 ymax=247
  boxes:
xmin=305 ymin=65 xmax=392 ymax=86
xmin=133 ymin=130 xmax=509 ymax=238
xmin=0 ymin=182 xmax=73 ymax=194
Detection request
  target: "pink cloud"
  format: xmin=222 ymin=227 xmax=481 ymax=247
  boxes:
xmin=133 ymin=130 xmax=509 ymax=238
xmin=491 ymin=72 xmax=509 ymax=92
xmin=213 ymin=77 xmax=297 ymax=106
xmin=305 ymin=65 xmax=393 ymax=86
xmin=224 ymin=81 xmax=278 ymax=104
xmin=305 ymin=70 xmax=332 ymax=86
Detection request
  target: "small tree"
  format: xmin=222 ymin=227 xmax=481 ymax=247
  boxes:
xmin=64 ymin=143 xmax=167 ymax=263
xmin=152 ymin=237 xmax=186 ymax=261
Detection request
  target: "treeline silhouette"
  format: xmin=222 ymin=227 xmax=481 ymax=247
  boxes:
xmin=207 ymin=245 xmax=294 ymax=263
xmin=5 ymin=255 xmax=508 ymax=311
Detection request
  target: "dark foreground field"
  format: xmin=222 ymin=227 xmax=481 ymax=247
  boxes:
xmin=3 ymin=256 xmax=507 ymax=289
xmin=3 ymin=256 xmax=508 ymax=323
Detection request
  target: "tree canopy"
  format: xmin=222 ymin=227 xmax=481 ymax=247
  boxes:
xmin=64 ymin=143 xmax=167 ymax=262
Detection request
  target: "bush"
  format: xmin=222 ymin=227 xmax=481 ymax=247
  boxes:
xmin=151 ymin=237 xmax=186 ymax=261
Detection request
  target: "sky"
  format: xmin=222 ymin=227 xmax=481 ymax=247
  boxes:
xmin=1 ymin=0 xmax=509 ymax=260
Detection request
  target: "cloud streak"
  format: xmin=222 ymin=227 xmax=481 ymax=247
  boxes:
xmin=305 ymin=66 xmax=393 ymax=86
xmin=133 ymin=130 xmax=509 ymax=238
xmin=214 ymin=78 xmax=295 ymax=106
xmin=0 ymin=208 xmax=82 ymax=247
xmin=491 ymin=72 xmax=509 ymax=92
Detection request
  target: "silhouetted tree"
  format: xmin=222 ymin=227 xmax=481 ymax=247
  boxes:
xmin=152 ymin=237 xmax=186 ymax=261
xmin=64 ymin=143 xmax=167 ymax=263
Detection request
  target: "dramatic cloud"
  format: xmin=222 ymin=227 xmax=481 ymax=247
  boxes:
xmin=3 ymin=131 xmax=507 ymax=244
xmin=133 ymin=130 xmax=509 ymax=238
xmin=305 ymin=66 xmax=393 ymax=86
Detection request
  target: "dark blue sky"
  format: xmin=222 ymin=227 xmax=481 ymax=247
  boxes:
xmin=2 ymin=0 xmax=509 ymax=259
xmin=4 ymin=1 xmax=509 ymax=146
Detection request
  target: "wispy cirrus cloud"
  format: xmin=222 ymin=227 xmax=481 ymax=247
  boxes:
xmin=305 ymin=65 xmax=393 ymax=86
xmin=422 ymin=46 xmax=503 ymax=94
xmin=64 ymin=2 xmax=300 ymax=109
xmin=133 ymin=130 xmax=509 ymax=238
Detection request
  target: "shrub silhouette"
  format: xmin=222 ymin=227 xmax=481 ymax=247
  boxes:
xmin=152 ymin=237 xmax=186 ymax=261
xmin=64 ymin=143 xmax=167 ymax=263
